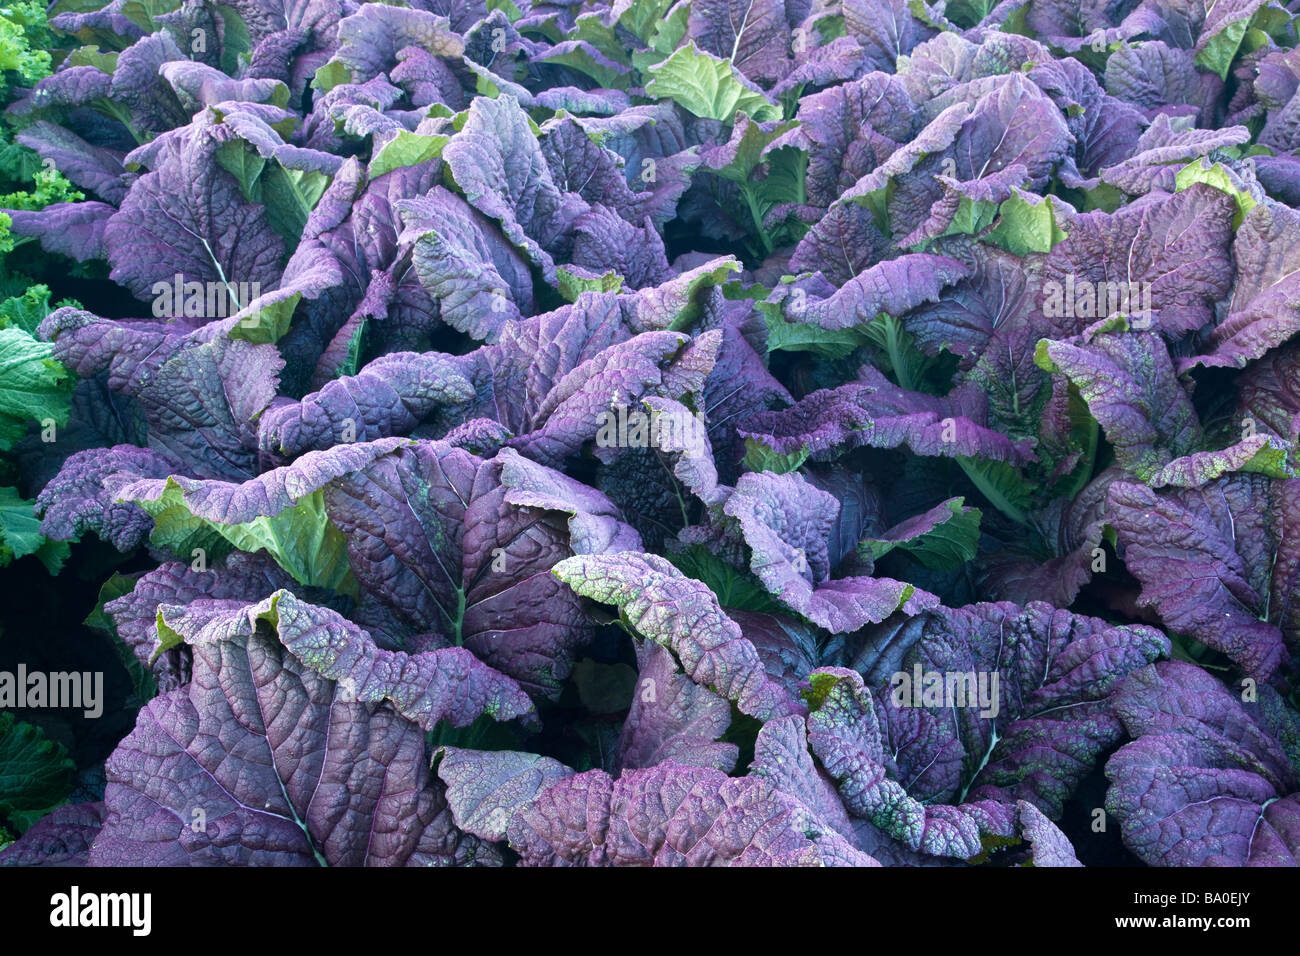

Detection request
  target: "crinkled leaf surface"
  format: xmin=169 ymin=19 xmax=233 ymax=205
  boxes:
xmin=90 ymin=610 xmax=497 ymax=866
xmin=1106 ymin=476 xmax=1298 ymax=678
xmin=1106 ymin=662 xmax=1300 ymax=866
xmin=553 ymin=551 xmax=798 ymax=719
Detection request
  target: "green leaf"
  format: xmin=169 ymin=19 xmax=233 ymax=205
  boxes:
xmin=663 ymin=544 xmax=784 ymax=614
xmin=0 ymin=163 xmax=84 ymax=211
xmin=858 ymin=497 xmax=982 ymax=570
xmin=62 ymin=44 xmax=117 ymax=72
xmin=312 ymin=59 xmax=351 ymax=93
xmin=762 ymin=310 xmax=863 ymax=356
xmin=630 ymin=0 xmax=690 ymax=72
xmin=758 ymin=288 xmax=865 ymax=357
xmin=984 ymin=188 xmax=1069 ymax=256
xmin=0 ymin=0 xmax=52 ymax=85
xmin=0 ymin=284 xmax=52 ymax=334
xmin=862 ymin=313 xmax=930 ymax=391
xmin=258 ymin=164 xmax=330 ymax=248
xmin=660 ymin=257 xmax=744 ymax=330
xmin=368 ymin=130 xmax=451 ymax=179
xmin=464 ymin=56 xmax=525 ymax=99
xmin=0 ymin=326 xmax=72 ymax=450
xmin=85 ymin=572 xmax=157 ymax=704
xmin=702 ymin=115 xmax=798 ymax=185
xmin=1175 ymin=159 xmax=1257 ymax=228
xmin=118 ymin=0 xmax=180 ymax=34
xmin=925 ymin=195 xmax=999 ymax=244
xmin=211 ymin=132 xmax=330 ymax=248
xmin=615 ymin=0 xmax=674 ymax=44
xmin=644 ymin=42 xmax=780 ymax=122
xmin=556 ymin=265 xmax=624 ymax=301
xmin=212 ymin=1 xmax=251 ymax=75
xmin=1193 ymin=11 xmax=1251 ymax=80
xmin=134 ymin=480 xmax=357 ymax=594
xmin=486 ymin=0 xmax=524 ymax=19
xmin=802 ymin=670 xmax=842 ymax=711
xmin=47 ymin=0 xmax=103 ymax=15
xmin=152 ymin=604 xmax=185 ymax=661
xmin=1198 ymin=4 xmax=1294 ymax=80
xmin=0 ymin=711 xmax=75 ymax=834
xmin=956 ymin=456 xmax=1032 ymax=525
xmin=227 ymin=290 xmax=300 ymax=344
xmin=336 ymin=318 xmax=367 ymax=379
xmin=742 ymin=437 xmax=809 ymax=475
xmin=0 ymin=213 xmax=14 ymax=258
xmin=1237 ymin=438 xmax=1293 ymax=478
xmin=214 ymin=140 xmax=266 ymax=201
xmin=536 ymin=34 xmax=629 ymax=87
xmin=0 ymin=485 xmax=69 ymax=573
xmin=701 ymin=114 xmax=804 ymax=252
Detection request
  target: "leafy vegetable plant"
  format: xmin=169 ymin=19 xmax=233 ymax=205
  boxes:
xmin=1 ymin=0 xmax=1299 ymax=868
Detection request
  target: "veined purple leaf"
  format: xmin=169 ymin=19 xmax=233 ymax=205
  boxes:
xmin=90 ymin=609 xmax=498 ymax=866
xmin=1106 ymin=662 xmax=1300 ymax=866
xmin=552 ymin=551 xmax=799 ymax=720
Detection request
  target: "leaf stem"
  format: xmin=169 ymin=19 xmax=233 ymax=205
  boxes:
xmin=740 ymin=183 xmax=773 ymax=257
xmin=956 ymin=456 xmax=1029 ymax=525
xmin=884 ymin=316 xmax=914 ymax=391
xmin=958 ymin=727 xmax=1000 ymax=805
xmin=1060 ymin=413 xmax=1100 ymax=501
xmin=454 ymin=587 xmax=465 ymax=646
